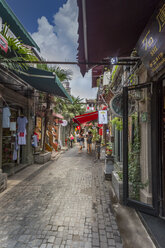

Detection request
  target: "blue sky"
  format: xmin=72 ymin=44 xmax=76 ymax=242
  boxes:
xmin=6 ymin=0 xmax=67 ymax=33
xmin=5 ymin=0 xmax=97 ymax=99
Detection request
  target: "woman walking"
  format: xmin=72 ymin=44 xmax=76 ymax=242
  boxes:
xmin=70 ymin=133 xmax=74 ymax=148
xmin=79 ymin=130 xmax=84 ymax=152
xmin=87 ymin=131 xmax=93 ymax=154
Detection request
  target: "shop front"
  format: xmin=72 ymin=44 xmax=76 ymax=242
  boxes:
xmin=0 ymin=68 xmax=34 ymax=177
xmin=122 ymin=0 xmax=165 ymax=218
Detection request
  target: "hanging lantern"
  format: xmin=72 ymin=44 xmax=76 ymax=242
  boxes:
xmin=77 ymin=126 xmax=81 ymax=130
xmin=99 ymin=128 xmax=103 ymax=136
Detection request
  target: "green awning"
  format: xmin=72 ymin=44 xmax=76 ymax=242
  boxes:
xmin=15 ymin=67 xmax=73 ymax=102
xmin=0 ymin=0 xmax=40 ymax=51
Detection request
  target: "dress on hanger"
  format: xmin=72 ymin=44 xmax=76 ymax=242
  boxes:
xmin=2 ymin=107 xmax=11 ymax=128
xmin=17 ymin=116 xmax=28 ymax=145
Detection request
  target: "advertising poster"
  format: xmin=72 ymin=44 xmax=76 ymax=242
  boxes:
xmin=98 ymin=110 xmax=108 ymax=124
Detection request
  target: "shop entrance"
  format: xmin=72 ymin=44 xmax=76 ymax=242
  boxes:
xmin=123 ymin=82 xmax=160 ymax=216
xmin=2 ymin=107 xmax=23 ymax=174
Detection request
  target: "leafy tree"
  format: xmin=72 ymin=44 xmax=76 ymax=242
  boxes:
xmin=37 ymin=62 xmax=72 ymax=82
xmin=54 ymin=96 xmax=86 ymax=133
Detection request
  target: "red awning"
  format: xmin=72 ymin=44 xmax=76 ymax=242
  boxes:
xmin=92 ymin=65 xmax=104 ymax=88
xmin=77 ymin=0 xmax=160 ymax=76
xmin=73 ymin=111 xmax=98 ymax=124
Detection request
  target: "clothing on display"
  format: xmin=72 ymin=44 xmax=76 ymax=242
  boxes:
xmin=32 ymin=134 xmax=38 ymax=147
xmin=2 ymin=107 xmax=11 ymax=128
xmin=13 ymin=134 xmax=19 ymax=161
xmin=17 ymin=116 xmax=28 ymax=145
xmin=18 ymin=130 xmax=27 ymax=145
xmin=17 ymin=116 xmax=28 ymax=132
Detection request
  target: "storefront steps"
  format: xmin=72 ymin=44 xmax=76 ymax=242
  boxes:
xmin=139 ymin=212 xmax=165 ymax=248
xmin=0 ymin=173 xmax=7 ymax=193
xmin=34 ymin=152 xmax=51 ymax=164
xmin=3 ymin=163 xmax=30 ymax=177
xmin=108 ymin=182 xmax=156 ymax=248
xmin=100 ymin=159 xmax=156 ymax=248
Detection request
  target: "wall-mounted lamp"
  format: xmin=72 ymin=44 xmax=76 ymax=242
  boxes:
xmin=110 ymin=57 xmax=118 ymax=65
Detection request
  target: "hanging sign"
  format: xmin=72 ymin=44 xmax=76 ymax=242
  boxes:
xmin=136 ymin=0 xmax=165 ymax=76
xmin=98 ymin=110 xmax=108 ymax=124
xmin=0 ymin=34 xmax=8 ymax=53
xmin=61 ymin=120 xmax=68 ymax=126
xmin=110 ymin=93 xmax=135 ymax=118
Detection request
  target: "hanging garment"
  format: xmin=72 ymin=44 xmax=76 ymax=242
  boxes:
xmin=17 ymin=116 xmax=28 ymax=132
xmin=18 ymin=130 xmax=27 ymax=145
xmin=2 ymin=107 xmax=11 ymax=128
xmin=32 ymin=134 xmax=38 ymax=147
xmin=13 ymin=134 xmax=18 ymax=161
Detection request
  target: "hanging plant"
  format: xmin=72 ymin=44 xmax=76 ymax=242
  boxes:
xmin=110 ymin=117 xmax=123 ymax=131
xmin=0 ymin=23 xmax=37 ymax=71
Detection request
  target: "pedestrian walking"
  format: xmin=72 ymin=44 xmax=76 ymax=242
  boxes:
xmin=87 ymin=131 xmax=93 ymax=154
xmin=70 ymin=133 xmax=74 ymax=148
xmin=79 ymin=130 xmax=84 ymax=152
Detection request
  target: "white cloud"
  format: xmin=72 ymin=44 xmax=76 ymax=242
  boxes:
xmin=31 ymin=0 xmax=97 ymax=99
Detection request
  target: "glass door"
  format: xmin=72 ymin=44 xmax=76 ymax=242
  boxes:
xmin=123 ymin=82 xmax=159 ymax=216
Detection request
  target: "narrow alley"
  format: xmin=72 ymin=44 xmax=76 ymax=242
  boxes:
xmin=0 ymin=147 xmax=122 ymax=248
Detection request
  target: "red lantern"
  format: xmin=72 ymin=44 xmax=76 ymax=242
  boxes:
xmin=99 ymin=128 xmax=103 ymax=136
xmin=77 ymin=126 xmax=81 ymax=130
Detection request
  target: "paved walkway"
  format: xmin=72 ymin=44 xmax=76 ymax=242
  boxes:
xmin=0 ymin=146 xmax=122 ymax=248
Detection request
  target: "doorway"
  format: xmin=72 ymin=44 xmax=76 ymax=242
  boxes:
xmin=123 ymin=82 xmax=160 ymax=216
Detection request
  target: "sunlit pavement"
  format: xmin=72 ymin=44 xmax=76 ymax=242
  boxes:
xmin=0 ymin=146 xmax=122 ymax=248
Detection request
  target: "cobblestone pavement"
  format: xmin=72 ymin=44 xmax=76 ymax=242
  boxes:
xmin=0 ymin=146 xmax=122 ymax=248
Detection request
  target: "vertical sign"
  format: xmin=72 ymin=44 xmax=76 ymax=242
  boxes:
xmin=98 ymin=110 xmax=108 ymax=124
xmin=136 ymin=0 xmax=165 ymax=76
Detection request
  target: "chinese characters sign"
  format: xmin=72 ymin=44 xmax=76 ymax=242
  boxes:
xmin=136 ymin=0 xmax=165 ymax=76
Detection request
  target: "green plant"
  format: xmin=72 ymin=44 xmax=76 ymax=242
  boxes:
xmin=91 ymin=129 xmax=101 ymax=143
xmin=111 ymin=65 xmax=118 ymax=82
xmin=128 ymin=119 xmax=148 ymax=200
xmin=117 ymin=171 xmax=123 ymax=180
xmin=110 ymin=117 xmax=123 ymax=131
xmin=0 ymin=23 xmax=37 ymax=70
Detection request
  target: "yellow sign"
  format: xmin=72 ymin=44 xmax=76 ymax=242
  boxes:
xmin=36 ymin=117 xmax=41 ymax=128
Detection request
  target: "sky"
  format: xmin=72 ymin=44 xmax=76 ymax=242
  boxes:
xmin=5 ymin=0 xmax=97 ymax=100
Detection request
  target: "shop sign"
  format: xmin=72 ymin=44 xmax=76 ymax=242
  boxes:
xmin=110 ymin=93 xmax=135 ymax=118
xmin=0 ymin=34 xmax=8 ymax=53
xmin=36 ymin=117 xmax=41 ymax=128
xmin=98 ymin=110 xmax=108 ymax=124
xmin=136 ymin=0 xmax=165 ymax=76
